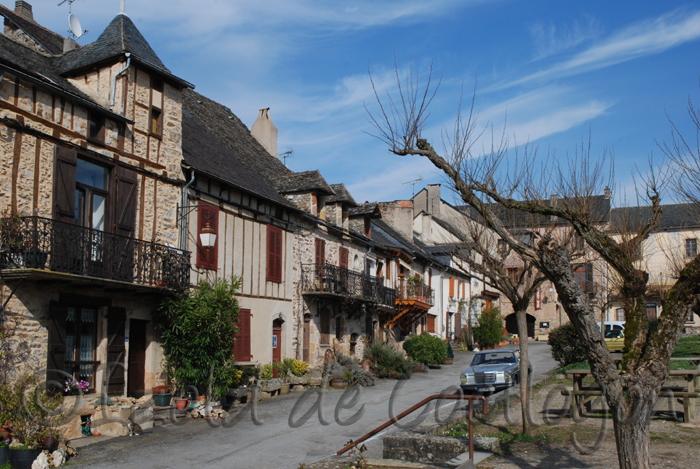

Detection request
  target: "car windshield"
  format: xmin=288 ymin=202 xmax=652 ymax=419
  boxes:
xmin=471 ymin=352 xmax=516 ymax=366
xmin=605 ymin=330 xmax=623 ymax=339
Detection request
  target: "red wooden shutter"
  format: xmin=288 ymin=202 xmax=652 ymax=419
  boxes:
xmin=196 ymin=202 xmax=219 ymax=270
xmin=339 ymin=248 xmax=348 ymax=269
xmin=234 ymin=309 xmax=252 ymax=362
xmin=315 ymin=239 xmax=326 ymax=268
xmin=449 ymin=277 xmax=455 ymax=297
xmin=47 ymin=302 xmax=67 ymax=389
xmin=106 ymin=307 xmax=126 ymax=395
xmin=53 ymin=146 xmax=77 ymax=223
xmin=267 ymin=225 xmax=283 ymax=283
xmin=113 ymin=166 xmax=138 ymax=237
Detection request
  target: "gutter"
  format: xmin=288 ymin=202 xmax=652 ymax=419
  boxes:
xmin=179 ymin=167 xmax=195 ymax=251
xmin=110 ymin=52 xmax=131 ymax=112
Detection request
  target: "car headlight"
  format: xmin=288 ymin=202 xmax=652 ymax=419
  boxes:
xmin=460 ymin=373 xmax=467 ymax=384
xmin=504 ymin=371 xmax=512 ymax=382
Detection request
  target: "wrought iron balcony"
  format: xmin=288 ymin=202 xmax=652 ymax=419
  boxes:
xmin=396 ymin=279 xmax=435 ymax=307
xmin=0 ymin=216 xmax=191 ymax=291
xmin=301 ymin=263 xmax=396 ymax=306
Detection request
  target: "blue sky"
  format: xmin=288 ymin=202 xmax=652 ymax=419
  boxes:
xmin=12 ymin=0 xmax=700 ymax=206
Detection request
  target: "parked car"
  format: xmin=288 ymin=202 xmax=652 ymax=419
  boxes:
xmin=460 ymin=350 xmax=529 ymax=393
xmin=597 ymin=321 xmax=625 ymax=335
xmin=604 ymin=329 xmax=625 ymax=351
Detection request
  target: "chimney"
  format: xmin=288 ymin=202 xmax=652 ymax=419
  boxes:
xmin=427 ymin=184 xmax=441 ymax=217
xmin=15 ymin=1 xmax=33 ymax=21
xmin=549 ymin=194 xmax=557 ymax=207
xmin=251 ymin=108 xmax=278 ymax=158
xmin=378 ymin=201 xmax=414 ymax=240
xmin=63 ymin=38 xmax=77 ymax=53
xmin=604 ymin=186 xmax=611 ymax=199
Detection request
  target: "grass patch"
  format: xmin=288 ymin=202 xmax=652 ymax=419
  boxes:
xmin=673 ymin=336 xmax=700 ymax=358
xmin=670 ymin=360 xmax=698 ymax=370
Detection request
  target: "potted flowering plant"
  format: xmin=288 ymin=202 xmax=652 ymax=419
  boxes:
xmin=64 ymin=379 xmax=89 ymax=395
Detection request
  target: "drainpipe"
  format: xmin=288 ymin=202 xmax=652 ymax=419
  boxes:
xmin=179 ymin=168 xmax=195 ymax=251
xmin=110 ymin=53 xmax=131 ymax=112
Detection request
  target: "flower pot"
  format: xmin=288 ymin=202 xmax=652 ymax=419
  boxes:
xmin=330 ymin=380 xmax=348 ymax=389
xmin=41 ymin=435 xmax=59 ymax=451
xmin=0 ymin=446 xmax=8 ymax=466
xmin=198 ymin=396 xmax=206 ymax=404
xmin=152 ymin=385 xmax=166 ymax=394
xmin=443 ymin=358 xmax=454 ymax=365
xmin=412 ymin=363 xmax=426 ymax=373
xmin=9 ymin=448 xmax=41 ymax=469
xmin=279 ymin=383 xmax=290 ymax=395
xmin=175 ymin=398 xmax=188 ymax=411
xmin=152 ymin=392 xmax=172 ymax=407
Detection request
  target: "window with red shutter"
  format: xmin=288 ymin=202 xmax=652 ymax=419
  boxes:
xmin=315 ymin=239 xmax=326 ymax=269
xmin=196 ymin=203 xmax=219 ymax=270
xmin=339 ymin=248 xmax=348 ymax=269
xmin=234 ymin=309 xmax=252 ymax=362
xmin=267 ymin=225 xmax=283 ymax=283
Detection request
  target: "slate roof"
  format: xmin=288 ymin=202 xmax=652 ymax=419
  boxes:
xmin=0 ymin=34 xmax=130 ymax=123
xmin=56 ymin=14 xmax=192 ymax=88
xmin=270 ymin=170 xmax=335 ymax=195
xmin=182 ymin=89 xmax=292 ymax=183
xmin=349 ymin=203 xmax=381 ymax=217
xmin=181 ymin=110 xmax=293 ymax=208
xmin=0 ymin=5 xmax=66 ymax=56
xmin=326 ymin=184 xmax=357 ymax=206
xmin=610 ymin=203 xmax=700 ymax=232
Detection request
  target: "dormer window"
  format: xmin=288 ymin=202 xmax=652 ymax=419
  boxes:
xmin=88 ymin=112 xmax=105 ymax=143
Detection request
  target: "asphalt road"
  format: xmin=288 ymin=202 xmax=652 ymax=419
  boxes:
xmin=73 ymin=341 xmax=557 ymax=469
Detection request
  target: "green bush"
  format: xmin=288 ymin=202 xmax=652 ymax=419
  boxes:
xmin=472 ymin=307 xmax=504 ymax=348
xmin=403 ymin=334 xmax=447 ymax=365
xmin=548 ymin=322 xmax=588 ymax=366
xmin=156 ymin=277 xmax=241 ymax=397
xmin=673 ymin=335 xmax=700 ymax=357
xmin=259 ymin=364 xmax=273 ymax=381
xmin=364 ymin=342 xmax=412 ymax=380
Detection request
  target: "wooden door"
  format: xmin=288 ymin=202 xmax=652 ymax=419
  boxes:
xmin=303 ymin=314 xmax=310 ymax=362
xmin=454 ymin=312 xmax=461 ymax=340
xmin=234 ymin=309 xmax=252 ymax=362
xmin=127 ymin=319 xmax=148 ymax=398
xmin=272 ymin=319 xmax=283 ymax=362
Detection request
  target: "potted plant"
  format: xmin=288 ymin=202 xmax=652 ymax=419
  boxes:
xmin=331 ymin=369 xmax=351 ymax=389
xmin=275 ymin=359 xmax=293 ymax=395
xmin=411 ymin=361 xmax=426 ymax=373
xmin=443 ymin=341 xmax=454 ymax=365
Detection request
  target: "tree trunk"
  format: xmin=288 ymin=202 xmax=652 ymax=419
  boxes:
xmin=610 ymin=394 xmax=654 ymax=469
xmin=515 ymin=307 xmax=532 ymax=435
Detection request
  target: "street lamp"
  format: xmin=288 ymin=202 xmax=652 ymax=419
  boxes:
xmin=176 ymin=202 xmax=217 ymax=250
xmin=199 ymin=220 xmax=216 ymax=248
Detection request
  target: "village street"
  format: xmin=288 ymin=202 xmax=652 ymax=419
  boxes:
xmin=71 ymin=342 xmax=557 ymax=469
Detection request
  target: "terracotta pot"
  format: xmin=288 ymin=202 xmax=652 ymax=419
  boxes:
xmin=152 ymin=385 xmax=166 ymax=394
xmin=198 ymin=396 xmax=206 ymax=404
xmin=0 ymin=425 xmax=12 ymax=440
xmin=443 ymin=358 xmax=454 ymax=365
xmin=412 ymin=363 xmax=426 ymax=373
xmin=330 ymin=380 xmax=349 ymax=389
xmin=41 ymin=435 xmax=59 ymax=451
xmin=175 ymin=398 xmax=188 ymax=411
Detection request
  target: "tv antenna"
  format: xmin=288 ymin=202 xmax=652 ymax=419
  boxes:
xmin=280 ymin=150 xmax=293 ymax=167
xmin=402 ymin=178 xmax=422 ymax=196
xmin=58 ymin=0 xmax=87 ymax=39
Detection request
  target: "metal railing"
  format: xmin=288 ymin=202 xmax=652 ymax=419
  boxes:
xmin=396 ymin=279 xmax=435 ymax=306
xmin=301 ymin=263 xmax=396 ymax=306
xmin=0 ymin=216 xmax=190 ymax=290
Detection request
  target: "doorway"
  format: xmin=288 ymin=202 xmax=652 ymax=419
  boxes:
xmin=272 ymin=319 xmax=283 ymax=362
xmin=303 ymin=314 xmax=311 ymax=362
xmin=127 ymin=319 xmax=148 ymax=398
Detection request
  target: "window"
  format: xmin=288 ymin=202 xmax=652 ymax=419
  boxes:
xmin=507 ymin=268 xmax=519 ymax=283
xmin=350 ymin=333 xmax=359 ymax=355
xmin=320 ymin=308 xmax=331 ymax=345
xmin=75 ymin=158 xmax=109 ymax=231
xmin=335 ymin=316 xmax=344 ymax=341
xmin=150 ymin=109 xmax=162 ymax=135
xmin=88 ymin=112 xmax=105 ymax=143
xmin=149 ymin=76 xmax=164 ymax=137
xmin=266 ymin=225 xmax=283 ymax=283
xmin=535 ymin=289 xmax=541 ymax=310
xmin=686 ymin=307 xmax=695 ymax=323
xmin=234 ymin=309 xmax=252 ymax=362
xmin=686 ymin=238 xmax=697 ymax=258
xmin=339 ymin=248 xmax=349 ymax=270
xmin=497 ymin=239 xmax=507 ymax=253
xmin=62 ymin=306 xmax=97 ymax=389
xmin=427 ymin=314 xmax=436 ymax=333
xmin=646 ymin=303 xmax=657 ymax=321
xmin=573 ymin=263 xmax=593 ymax=293
xmin=196 ymin=202 xmax=219 ymax=270
xmin=616 ymin=308 xmax=625 ymax=321
xmin=314 ymin=239 xmax=326 ymax=269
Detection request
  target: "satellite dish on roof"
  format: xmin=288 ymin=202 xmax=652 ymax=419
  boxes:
xmin=68 ymin=13 xmax=83 ymax=39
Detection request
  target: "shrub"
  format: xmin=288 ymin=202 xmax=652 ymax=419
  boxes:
xmin=259 ymin=364 xmax=273 ymax=381
xmin=156 ymin=277 xmax=241 ymax=397
xmin=446 ymin=341 xmax=454 ymax=359
xmin=364 ymin=342 xmax=412 ymax=380
xmin=472 ymin=307 xmax=504 ymax=348
xmin=403 ymin=334 xmax=447 ymax=365
xmin=548 ymin=323 xmax=588 ymax=366
xmin=348 ymin=365 xmax=375 ymax=387
xmin=238 ymin=366 xmax=259 ymax=386
xmin=290 ymin=360 xmax=309 ymax=376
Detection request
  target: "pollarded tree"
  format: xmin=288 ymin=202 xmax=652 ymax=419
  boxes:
xmin=367 ymin=65 xmax=700 ymax=469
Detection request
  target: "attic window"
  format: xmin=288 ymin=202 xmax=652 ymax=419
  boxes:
xmin=88 ymin=112 xmax=105 ymax=143
xmin=150 ymin=76 xmax=164 ymax=137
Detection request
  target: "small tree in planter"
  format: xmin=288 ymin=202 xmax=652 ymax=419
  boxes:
xmin=403 ymin=334 xmax=447 ymax=366
xmin=472 ymin=307 xmax=504 ymax=349
xmin=156 ymin=277 xmax=241 ymax=399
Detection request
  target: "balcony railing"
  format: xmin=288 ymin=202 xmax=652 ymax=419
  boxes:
xmin=396 ymin=279 xmax=435 ymax=306
xmin=301 ymin=263 xmax=396 ymax=306
xmin=0 ymin=216 xmax=191 ymax=290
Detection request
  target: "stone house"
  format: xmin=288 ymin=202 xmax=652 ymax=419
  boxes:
xmin=608 ymin=203 xmax=700 ymax=334
xmin=0 ymin=2 xmax=192 ymax=435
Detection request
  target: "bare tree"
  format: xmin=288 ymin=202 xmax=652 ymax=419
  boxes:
xmin=368 ymin=64 xmax=700 ymax=469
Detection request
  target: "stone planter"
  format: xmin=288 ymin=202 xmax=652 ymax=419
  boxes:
xmin=330 ymin=380 xmax=348 ymax=389
xmin=257 ymin=378 xmax=281 ymax=393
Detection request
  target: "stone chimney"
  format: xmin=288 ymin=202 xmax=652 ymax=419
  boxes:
xmin=604 ymin=186 xmax=611 ymax=199
xmin=549 ymin=194 xmax=557 ymax=207
xmin=251 ymin=108 xmax=278 ymax=157
xmin=15 ymin=1 xmax=33 ymax=21
xmin=427 ymin=184 xmax=441 ymax=217
xmin=378 ymin=201 xmax=414 ymax=240
xmin=63 ymin=38 xmax=77 ymax=53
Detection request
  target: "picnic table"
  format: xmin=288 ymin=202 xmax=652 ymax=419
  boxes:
xmin=563 ymin=366 xmax=700 ymax=423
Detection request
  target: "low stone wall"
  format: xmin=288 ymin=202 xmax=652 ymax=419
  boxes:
xmin=383 ymin=432 xmax=498 ymax=463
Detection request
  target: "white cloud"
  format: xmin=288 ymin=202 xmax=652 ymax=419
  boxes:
xmin=495 ymin=8 xmax=700 ymax=90
xmin=346 ymin=157 xmax=440 ymax=202
xmin=530 ymin=16 xmax=600 ymax=60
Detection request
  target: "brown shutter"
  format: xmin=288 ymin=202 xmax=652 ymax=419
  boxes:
xmin=53 ymin=146 xmax=77 ymax=223
xmin=320 ymin=308 xmax=330 ymax=345
xmin=234 ymin=309 xmax=251 ymax=362
xmin=315 ymin=239 xmax=326 ymax=269
xmin=196 ymin=203 xmax=219 ymax=270
xmin=449 ymin=277 xmax=455 ymax=297
xmin=339 ymin=248 xmax=348 ymax=270
xmin=106 ymin=307 xmax=126 ymax=395
xmin=113 ymin=166 xmax=138 ymax=237
xmin=47 ymin=302 xmax=67 ymax=388
xmin=266 ymin=226 xmax=282 ymax=283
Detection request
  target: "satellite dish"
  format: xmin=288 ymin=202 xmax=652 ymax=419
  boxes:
xmin=68 ymin=13 xmax=83 ymax=39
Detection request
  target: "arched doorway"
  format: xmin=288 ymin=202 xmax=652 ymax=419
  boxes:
xmin=272 ymin=318 xmax=284 ymax=362
xmin=504 ymin=313 xmax=536 ymax=338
